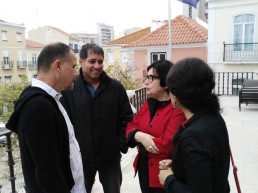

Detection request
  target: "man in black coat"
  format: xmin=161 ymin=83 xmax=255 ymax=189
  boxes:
xmin=6 ymin=42 xmax=80 ymax=193
xmin=61 ymin=43 xmax=134 ymax=193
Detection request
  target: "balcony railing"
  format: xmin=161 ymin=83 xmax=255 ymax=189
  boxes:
xmin=73 ymin=48 xmax=80 ymax=53
xmin=223 ymin=42 xmax=258 ymax=62
xmin=0 ymin=130 xmax=17 ymax=193
xmin=214 ymin=72 xmax=255 ymax=95
xmin=27 ymin=61 xmax=37 ymax=70
xmin=17 ymin=61 xmax=27 ymax=69
xmin=2 ymin=61 xmax=14 ymax=69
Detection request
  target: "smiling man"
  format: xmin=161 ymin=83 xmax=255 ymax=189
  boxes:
xmin=61 ymin=43 xmax=134 ymax=193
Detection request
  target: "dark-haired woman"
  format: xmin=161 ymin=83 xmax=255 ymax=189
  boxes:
xmin=126 ymin=59 xmax=185 ymax=193
xmin=159 ymin=57 xmax=230 ymax=193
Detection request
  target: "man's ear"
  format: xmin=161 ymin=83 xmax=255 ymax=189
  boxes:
xmin=54 ymin=60 xmax=61 ymax=71
xmin=79 ymin=58 xmax=84 ymax=67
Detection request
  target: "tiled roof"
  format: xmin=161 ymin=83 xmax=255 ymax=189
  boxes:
xmin=26 ymin=39 xmax=45 ymax=48
xmin=106 ymin=27 xmax=151 ymax=45
xmin=125 ymin=15 xmax=208 ymax=47
xmin=48 ymin=26 xmax=79 ymax=41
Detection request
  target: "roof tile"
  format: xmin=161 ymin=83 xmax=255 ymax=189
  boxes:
xmin=107 ymin=27 xmax=151 ymax=45
xmin=125 ymin=15 xmax=207 ymax=47
xmin=26 ymin=39 xmax=45 ymax=48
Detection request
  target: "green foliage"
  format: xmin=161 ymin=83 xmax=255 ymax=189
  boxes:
xmin=105 ymin=62 xmax=141 ymax=90
xmin=0 ymin=82 xmax=30 ymax=123
xmin=0 ymin=81 xmax=29 ymax=190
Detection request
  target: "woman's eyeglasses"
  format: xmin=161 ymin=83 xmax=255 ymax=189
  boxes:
xmin=144 ymin=75 xmax=160 ymax=83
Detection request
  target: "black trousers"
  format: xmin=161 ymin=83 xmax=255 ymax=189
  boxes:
xmin=138 ymin=149 xmax=166 ymax=193
xmin=84 ymin=160 xmax=122 ymax=193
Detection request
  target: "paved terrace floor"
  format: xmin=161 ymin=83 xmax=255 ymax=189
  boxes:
xmin=92 ymin=96 xmax=258 ymax=193
xmin=1 ymin=96 xmax=258 ymax=193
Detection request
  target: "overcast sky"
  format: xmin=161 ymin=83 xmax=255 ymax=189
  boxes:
xmin=1 ymin=0 xmax=183 ymax=35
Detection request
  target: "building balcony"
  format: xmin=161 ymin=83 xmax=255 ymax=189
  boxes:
xmin=27 ymin=61 xmax=37 ymax=70
xmin=2 ymin=61 xmax=14 ymax=70
xmin=17 ymin=61 xmax=27 ymax=69
xmin=73 ymin=48 xmax=80 ymax=53
xmin=223 ymin=42 xmax=258 ymax=63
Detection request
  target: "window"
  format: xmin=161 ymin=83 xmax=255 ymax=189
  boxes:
xmin=107 ymin=52 xmax=114 ymax=63
xmin=17 ymin=51 xmax=24 ymax=68
xmin=32 ymin=54 xmax=37 ymax=68
xmin=2 ymin=51 xmax=10 ymax=68
xmin=151 ymin=52 xmax=166 ymax=63
xmin=4 ymin=75 xmax=12 ymax=84
xmin=2 ymin=31 xmax=7 ymax=41
xmin=205 ymin=13 xmax=208 ymax=20
xmin=16 ymin=32 xmax=22 ymax=42
xmin=120 ymin=51 xmax=127 ymax=63
xmin=189 ymin=6 xmax=192 ymax=19
xmin=233 ymin=14 xmax=255 ymax=51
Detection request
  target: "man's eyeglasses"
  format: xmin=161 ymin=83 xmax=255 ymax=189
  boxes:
xmin=144 ymin=75 xmax=160 ymax=83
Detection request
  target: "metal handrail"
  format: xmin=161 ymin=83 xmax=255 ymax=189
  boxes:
xmin=0 ymin=129 xmax=17 ymax=193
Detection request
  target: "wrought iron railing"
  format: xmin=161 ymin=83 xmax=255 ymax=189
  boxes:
xmin=214 ymin=72 xmax=255 ymax=95
xmin=223 ymin=42 xmax=258 ymax=62
xmin=17 ymin=61 xmax=27 ymax=69
xmin=129 ymin=87 xmax=147 ymax=112
xmin=1 ymin=61 xmax=14 ymax=69
xmin=0 ymin=130 xmax=17 ymax=193
xmin=27 ymin=61 xmax=37 ymax=70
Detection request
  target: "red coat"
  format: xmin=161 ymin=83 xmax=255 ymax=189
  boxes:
xmin=126 ymin=100 xmax=185 ymax=188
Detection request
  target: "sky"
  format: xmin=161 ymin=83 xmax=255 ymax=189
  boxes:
xmin=1 ymin=0 xmax=183 ymax=36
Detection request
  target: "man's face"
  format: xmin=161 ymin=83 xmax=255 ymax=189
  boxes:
xmin=80 ymin=50 xmax=104 ymax=82
xmin=61 ymin=50 xmax=78 ymax=91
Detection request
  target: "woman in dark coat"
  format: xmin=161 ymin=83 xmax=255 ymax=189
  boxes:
xmin=159 ymin=57 xmax=230 ymax=193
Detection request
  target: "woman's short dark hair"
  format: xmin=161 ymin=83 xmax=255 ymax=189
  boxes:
xmin=166 ymin=57 xmax=220 ymax=113
xmin=147 ymin=59 xmax=173 ymax=88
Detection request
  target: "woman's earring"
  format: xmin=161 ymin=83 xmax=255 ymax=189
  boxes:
xmin=174 ymin=100 xmax=177 ymax=109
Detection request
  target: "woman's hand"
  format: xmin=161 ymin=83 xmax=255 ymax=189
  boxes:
xmin=159 ymin=167 xmax=173 ymax=185
xmin=134 ymin=131 xmax=159 ymax=154
xmin=159 ymin=159 xmax=172 ymax=170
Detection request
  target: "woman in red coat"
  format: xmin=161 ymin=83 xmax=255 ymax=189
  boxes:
xmin=126 ymin=59 xmax=185 ymax=193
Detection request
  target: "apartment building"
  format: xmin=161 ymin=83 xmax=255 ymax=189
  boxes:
xmin=28 ymin=26 xmax=81 ymax=53
xmin=71 ymin=32 xmax=99 ymax=45
xmin=0 ymin=19 xmax=26 ymax=83
xmin=97 ymin=23 xmax=114 ymax=46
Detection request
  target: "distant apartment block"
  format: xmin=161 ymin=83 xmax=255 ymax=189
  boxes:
xmin=28 ymin=26 xmax=80 ymax=53
xmin=182 ymin=0 xmax=208 ymax=21
xmin=198 ymin=0 xmax=208 ymax=21
xmin=71 ymin=32 xmax=99 ymax=45
xmin=124 ymin=28 xmax=142 ymax=36
xmin=97 ymin=23 xmax=114 ymax=46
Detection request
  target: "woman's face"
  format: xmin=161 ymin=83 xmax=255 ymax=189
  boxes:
xmin=144 ymin=68 xmax=165 ymax=99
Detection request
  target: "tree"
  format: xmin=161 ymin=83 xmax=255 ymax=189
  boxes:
xmin=105 ymin=62 xmax=141 ymax=90
xmin=0 ymin=81 xmax=30 ymax=191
